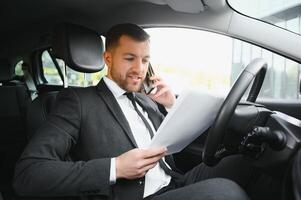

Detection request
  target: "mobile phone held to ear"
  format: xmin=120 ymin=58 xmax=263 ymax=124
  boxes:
xmin=142 ymin=63 xmax=156 ymax=94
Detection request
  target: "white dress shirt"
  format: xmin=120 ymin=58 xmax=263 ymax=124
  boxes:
xmin=103 ymin=77 xmax=171 ymax=198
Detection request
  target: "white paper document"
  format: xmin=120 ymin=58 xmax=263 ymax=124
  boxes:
xmin=149 ymin=89 xmax=223 ymax=155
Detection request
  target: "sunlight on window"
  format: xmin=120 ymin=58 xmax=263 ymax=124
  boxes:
xmin=146 ymin=28 xmax=301 ymax=100
xmin=228 ymin=0 xmax=301 ymax=36
xmin=146 ymin=28 xmax=233 ymax=95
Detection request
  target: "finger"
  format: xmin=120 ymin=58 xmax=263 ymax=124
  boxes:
xmin=143 ymin=162 xmax=158 ymax=172
xmin=138 ymin=155 xmax=164 ymax=168
xmin=152 ymin=80 xmax=167 ymax=88
xmin=142 ymin=147 xmax=167 ymax=158
xmin=141 ymin=162 xmax=158 ymax=172
xmin=134 ymin=171 xmax=147 ymax=179
xmin=154 ymin=87 xmax=169 ymax=98
xmin=149 ymin=75 xmax=162 ymax=82
xmin=147 ymin=85 xmax=168 ymax=99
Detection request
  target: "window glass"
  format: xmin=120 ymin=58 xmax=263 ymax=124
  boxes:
xmin=15 ymin=60 xmax=24 ymax=76
xmin=146 ymin=28 xmax=233 ymax=96
xmin=228 ymin=0 xmax=301 ymax=35
xmin=145 ymin=28 xmax=301 ymax=100
xmin=66 ymin=66 xmax=85 ymax=86
xmin=41 ymin=51 xmax=63 ymax=85
xmin=41 ymin=50 xmax=107 ymax=87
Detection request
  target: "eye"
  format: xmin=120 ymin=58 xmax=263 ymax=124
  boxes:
xmin=124 ymin=55 xmax=135 ymax=61
xmin=142 ymin=59 xmax=149 ymax=64
xmin=124 ymin=57 xmax=134 ymax=61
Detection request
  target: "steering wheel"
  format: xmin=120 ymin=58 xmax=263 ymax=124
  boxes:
xmin=202 ymin=58 xmax=267 ymax=166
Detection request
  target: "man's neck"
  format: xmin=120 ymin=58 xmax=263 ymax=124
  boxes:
xmin=103 ymin=76 xmax=126 ymax=98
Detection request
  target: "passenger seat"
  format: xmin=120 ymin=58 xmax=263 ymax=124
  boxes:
xmin=0 ymin=60 xmax=31 ymax=199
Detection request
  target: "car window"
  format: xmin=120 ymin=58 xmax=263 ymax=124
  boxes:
xmin=41 ymin=50 xmax=107 ymax=87
xmin=41 ymin=50 xmax=63 ymax=85
xmin=145 ymin=28 xmax=301 ymax=100
xmin=15 ymin=60 xmax=24 ymax=76
xmin=228 ymin=0 xmax=301 ymax=36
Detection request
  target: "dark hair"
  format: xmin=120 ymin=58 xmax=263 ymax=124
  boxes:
xmin=105 ymin=23 xmax=150 ymax=50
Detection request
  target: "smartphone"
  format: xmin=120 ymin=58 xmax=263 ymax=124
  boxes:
xmin=142 ymin=63 xmax=156 ymax=94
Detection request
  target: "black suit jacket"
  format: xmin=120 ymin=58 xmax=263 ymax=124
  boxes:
xmin=14 ymin=79 xmax=180 ymax=200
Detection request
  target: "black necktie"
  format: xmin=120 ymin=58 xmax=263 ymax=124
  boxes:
xmin=125 ymin=92 xmax=154 ymax=138
xmin=124 ymin=92 xmax=172 ymax=174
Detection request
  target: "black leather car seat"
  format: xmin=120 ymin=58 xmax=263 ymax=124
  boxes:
xmin=0 ymin=60 xmax=31 ymax=198
xmin=26 ymin=91 xmax=58 ymax=139
xmin=26 ymin=23 xmax=105 ymax=140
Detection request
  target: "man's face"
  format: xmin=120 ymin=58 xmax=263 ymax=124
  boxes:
xmin=104 ymin=35 xmax=150 ymax=92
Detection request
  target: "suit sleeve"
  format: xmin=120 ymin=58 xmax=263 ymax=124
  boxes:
xmin=13 ymin=88 xmax=111 ymax=197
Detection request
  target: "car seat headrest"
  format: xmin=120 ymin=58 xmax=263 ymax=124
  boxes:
xmin=52 ymin=23 xmax=105 ymax=73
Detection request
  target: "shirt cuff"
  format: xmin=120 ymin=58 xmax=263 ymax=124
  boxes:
xmin=109 ymin=158 xmax=116 ymax=185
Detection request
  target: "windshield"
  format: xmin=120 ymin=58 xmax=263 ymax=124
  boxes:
xmin=228 ymin=0 xmax=301 ymax=35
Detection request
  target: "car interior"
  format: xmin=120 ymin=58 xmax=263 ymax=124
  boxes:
xmin=1 ymin=0 xmax=301 ymax=200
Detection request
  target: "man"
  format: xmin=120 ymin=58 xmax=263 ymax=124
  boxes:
xmin=13 ymin=23 xmax=250 ymax=200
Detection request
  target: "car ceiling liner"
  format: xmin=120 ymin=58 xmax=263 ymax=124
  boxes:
xmin=143 ymin=0 xmax=226 ymax=13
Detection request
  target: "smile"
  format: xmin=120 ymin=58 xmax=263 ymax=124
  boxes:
xmin=128 ymin=75 xmax=142 ymax=82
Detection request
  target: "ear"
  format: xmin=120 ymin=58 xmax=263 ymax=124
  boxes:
xmin=103 ymin=51 xmax=112 ymax=68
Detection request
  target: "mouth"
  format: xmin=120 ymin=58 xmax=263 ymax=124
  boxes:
xmin=128 ymin=75 xmax=142 ymax=83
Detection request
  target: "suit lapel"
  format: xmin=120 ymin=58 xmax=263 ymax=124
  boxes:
xmin=96 ymin=79 xmax=138 ymax=147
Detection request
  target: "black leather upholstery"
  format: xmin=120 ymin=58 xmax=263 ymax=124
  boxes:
xmin=27 ymin=23 xmax=105 ymax=138
xmin=0 ymin=61 xmax=30 ymax=197
xmin=293 ymin=148 xmax=301 ymax=200
xmin=26 ymin=91 xmax=58 ymax=139
xmin=0 ymin=60 xmax=14 ymax=82
xmin=52 ymin=23 xmax=105 ymax=73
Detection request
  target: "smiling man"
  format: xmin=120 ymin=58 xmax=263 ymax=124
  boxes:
xmin=103 ymin=24 xmax=175 ymax=198
xmin=105 ymin=35 xmax=149 ymax=91
xmin=104 ymin=27 xmax=175 ymax=108
xmin=14 ymin=23 xmax=250 ymax=200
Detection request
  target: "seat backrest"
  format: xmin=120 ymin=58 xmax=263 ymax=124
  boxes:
xmin=26 ymin=91 xmax=58 ymax=139
xmin=26 ymin=23 xmax=105 ymax=139
xmin=0 ymin=60 xmax=31 ymax=197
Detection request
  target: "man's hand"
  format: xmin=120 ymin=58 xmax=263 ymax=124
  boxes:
xmin=147 ymin=75 xmax=175 ymax=108
xmin=116 ymin=147 xmax=167 ymax=179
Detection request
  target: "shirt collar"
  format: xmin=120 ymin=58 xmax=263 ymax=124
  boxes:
xmin=103 ymin=76 xmax=126 ymax=98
